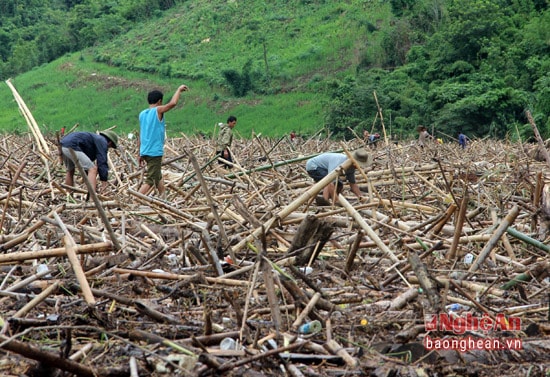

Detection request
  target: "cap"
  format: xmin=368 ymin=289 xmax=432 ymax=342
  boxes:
xmin=100 ymin=130 xmax=118 ymax=149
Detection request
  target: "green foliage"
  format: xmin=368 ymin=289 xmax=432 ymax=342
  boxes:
xmin=222 ymin=60 xmax=254 ymax=97
xmin=0 ymin=0 xmax=548 ymax=142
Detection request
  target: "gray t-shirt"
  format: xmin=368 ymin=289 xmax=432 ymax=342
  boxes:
xmin=306 ymin=153 xmax=355 ymax=183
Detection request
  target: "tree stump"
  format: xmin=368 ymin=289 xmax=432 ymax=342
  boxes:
xmin=287 ymin=215 xmax=334 ymax=265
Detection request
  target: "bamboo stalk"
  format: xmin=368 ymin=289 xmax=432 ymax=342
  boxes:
xmin=338 ymin=194 xmax=400 ymax=263
xmin=0 ymin=242 xmax=113 ymax=264
xmin=447 ymin=193 xmax=468 ymax=260
xmin=231 ymin=158 xmax=355 ymax=254
xmin=186 ymin=149 xmax=234 ymax=262
xmin=111 ymin=268 xmax=250 ymax=286
xmin=11 ymin=281 xmax=60 ymax=319
xmin=468 ymin=206 xmax=520 ymax=274
xmin=291 ymin=292 xmax=321 ymax=330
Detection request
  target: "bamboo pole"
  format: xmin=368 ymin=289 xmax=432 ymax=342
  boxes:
xmin=468 ymin=205 xmax=520 ymax=274
xmin=0 ymin=242 xmax=113 ymax=264
xmin=447 ymin=193 xmax=468 ymax=260
xmin=5 ymin=79 xmax=55 ymax=200
xmin=111 ymin=268 xmax=250 ymax=287
xmin=54 ymin=212 xmax=96 ymax=305
xmin=338 ymin=194 xmax=400 ymax=263
xmin=12 ymin=281 xmax=60 ymax=319
xmin=186 ymin=149 xmax=234 ymax=262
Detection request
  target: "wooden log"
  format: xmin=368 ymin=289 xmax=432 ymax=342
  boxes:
xmin=344 ymin=230 xmax=363 ymax=273
xmin=389 ymin=287 xmax=419 ymax=310
xmin=407 ymin=251 xmax=441 ymax=312
xmin=287 ymin=215 xmax=334 ymax=265
xmin=134 ymin=300 xmax=181 ymax=324
xmin=0 ymin=242 xmax=113 ymax=264
xmin=261 ymin=252 xmax=283 ymax=334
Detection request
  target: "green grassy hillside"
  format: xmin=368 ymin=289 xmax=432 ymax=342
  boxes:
xmin=0 ymin=1 xmax=391 ymax=139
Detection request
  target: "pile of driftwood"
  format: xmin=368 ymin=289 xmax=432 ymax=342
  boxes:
xmin=0 ymin=86 xmax=549 ymax=377
xmin=0 ymin=124 xmax=549 ymax=377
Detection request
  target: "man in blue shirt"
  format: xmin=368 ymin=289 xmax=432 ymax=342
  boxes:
xmin=458 ymin=132 xmax=469 ymax=149
xmin=60 ymin=130 xmax=118 ymax=194
xmin=138 ymin=85 xmax=188 ymax=197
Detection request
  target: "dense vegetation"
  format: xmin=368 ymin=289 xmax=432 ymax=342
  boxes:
xmin=0 ymin=0 xmax=548 ymax=140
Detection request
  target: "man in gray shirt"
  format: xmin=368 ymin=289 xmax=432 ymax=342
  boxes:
xmin=306 ymin=149 xmax=371 ymax=204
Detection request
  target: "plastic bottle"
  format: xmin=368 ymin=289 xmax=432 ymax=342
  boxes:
xmin=447 ymin=303 xmax=470 ymax=312
xmin=298 ymin=320 xmax=322 ymax=334
xmin=220 ymin=337 xmax=237 ymax=350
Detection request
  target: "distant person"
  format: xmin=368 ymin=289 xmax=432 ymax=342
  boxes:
xmin=363 ymin=130 xmax=370 ymax=141
xmin=216 ymin=115 xmax=237 ymax=168
xmin=417 ymin=126 xmax=433 ymax=148
xmin=368 ymin=132 xmax=380 ymax=148
xmin=305 ymin=149 xmax=372 ymax=204
xmin=138 ymin=85 xmax=189 ymax=198
xmin=458 ymin=131 xmax=469 ymax=149
xmin=290 ymin=131 xmax=297 ymax=143
xmin=60 ymin=130 xmax=118 ymax=194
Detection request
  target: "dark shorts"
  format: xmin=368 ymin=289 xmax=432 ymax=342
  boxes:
xmin=217 ymin=150 xmax=233 ymax=167
xmin=306 ymin=167 xmax=328 ymax=182
xmin=307 ymin=167 xmax=344 ymax=192
xmin=142 ymin=156 xmax=162 ymax=186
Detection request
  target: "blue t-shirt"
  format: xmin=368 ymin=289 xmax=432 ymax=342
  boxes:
xmin=458 ymin=133 xmax=467 ymax=147
xmin=139 ymin=107 xmax=166 ymax=157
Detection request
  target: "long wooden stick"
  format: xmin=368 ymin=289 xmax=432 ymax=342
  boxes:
xmin=0 ymin=242 xmax=113 ymax=263
xmin=338 ymin=194 xmax=400 ymax=263
xmin=12 ymin=282 xmax=59 ymax=318
xmin=111 ymin=268 xmax=250 ymax=287
xmin=467 ymin=205 xmax=519 ymax=274
xmin=0 ymin=334 xmax=99 ymax=377
xmin=447 ymin=193 xmax=468 ymax=260
xmin=186 ymin=149 xmax=234 ymax=261
xmin=53 ymin=212 xmax=96 ymax=305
